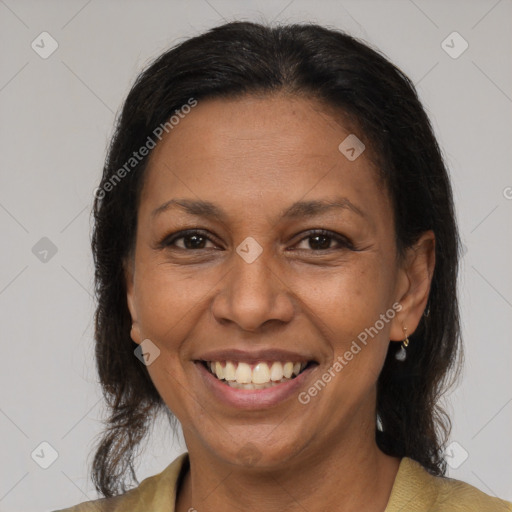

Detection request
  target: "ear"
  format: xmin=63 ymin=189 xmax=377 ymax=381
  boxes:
xmin=124 ymin=256 xmax=142 ymax=344
xmin=389 ymin=230 xmax=435 ymax=342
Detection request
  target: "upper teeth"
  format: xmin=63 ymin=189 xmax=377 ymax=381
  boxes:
xmin=207 ymin=361 xmax=306 ymax=385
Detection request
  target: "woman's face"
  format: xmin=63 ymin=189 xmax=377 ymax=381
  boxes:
xmin=126 ymin=94 xmax=431 ymax=468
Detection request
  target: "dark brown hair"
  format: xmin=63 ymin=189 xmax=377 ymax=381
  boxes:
xmin=91 ymin=21 xmax=462 ymax=497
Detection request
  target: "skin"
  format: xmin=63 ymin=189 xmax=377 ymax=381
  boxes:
xmin=125 ymin=94 xmax=435 ymax=512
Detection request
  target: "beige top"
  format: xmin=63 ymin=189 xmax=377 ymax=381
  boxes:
xmin=55 ymin=453 xmax=512 ymax=511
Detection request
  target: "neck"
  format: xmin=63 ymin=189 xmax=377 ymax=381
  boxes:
xmin=176 ymin=423 xmax=400 ymax=512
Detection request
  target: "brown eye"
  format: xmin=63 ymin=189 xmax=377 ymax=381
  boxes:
xmin=161 ymin=230 xmax=218 ymax=250
xmin=308 ymin=234 xmax=332 ymax=250
xmin=179 ymin=233 xmax=209 ymax=249
xmin=294 ymin=230 xmax=353 ymax=251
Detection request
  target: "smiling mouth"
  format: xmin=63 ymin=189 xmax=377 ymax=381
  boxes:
xmin=200 ymin=360 xmax=316 ymax=390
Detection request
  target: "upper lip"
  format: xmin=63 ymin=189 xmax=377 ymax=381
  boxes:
xmin=195 ymin=348 xmax=316 ymax=364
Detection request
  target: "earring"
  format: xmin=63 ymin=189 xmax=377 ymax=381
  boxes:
xmin=395 ymin=327 xmax=409 ymax=362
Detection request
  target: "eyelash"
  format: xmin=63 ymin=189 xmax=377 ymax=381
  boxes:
xmin=159 ymin=229 xmax=355 ymax=252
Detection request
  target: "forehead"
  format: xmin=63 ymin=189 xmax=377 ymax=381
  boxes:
xmin=139 ymin=94 xmax=391 ymax=225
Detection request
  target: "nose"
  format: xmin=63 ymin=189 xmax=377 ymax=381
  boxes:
xmin=210 ymin=248 xmax=295 ymax=332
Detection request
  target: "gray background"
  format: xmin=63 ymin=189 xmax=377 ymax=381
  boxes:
xmin=0 ymin=0 xmax=511 ymax=510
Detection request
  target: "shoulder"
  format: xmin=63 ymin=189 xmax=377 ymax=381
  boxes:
xmin=431 ymin=475 xmax=512 ymax=511
xmin=386 ymin=457 xmax=512 ymax=512
xmin=53 ymin=453 xmax=188 ymax=512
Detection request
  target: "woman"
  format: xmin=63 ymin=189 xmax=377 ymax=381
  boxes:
xmin=56 ymin=21 xmax=512 ymax=512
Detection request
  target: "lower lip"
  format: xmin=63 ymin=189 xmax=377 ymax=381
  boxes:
xmin=195 ymin=362 xmax=316 ymax=409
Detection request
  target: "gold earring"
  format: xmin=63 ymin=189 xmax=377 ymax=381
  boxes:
xmin=395 ymin=327 xmax=409 ymax=362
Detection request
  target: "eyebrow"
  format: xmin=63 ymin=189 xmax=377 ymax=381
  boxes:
xmin=151 ymin=196 xmax=366 ymax=221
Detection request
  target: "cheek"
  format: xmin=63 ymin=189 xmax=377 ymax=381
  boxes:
xmin=134 ymin=264 xmax=205 ymax=419
xmin=298 ymin=260 xmax=394 ymax=337
xmin=299 ymin=259 xmax=395 ymax=383
xmin=134 ymin=259 xmax=210 ymax=342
